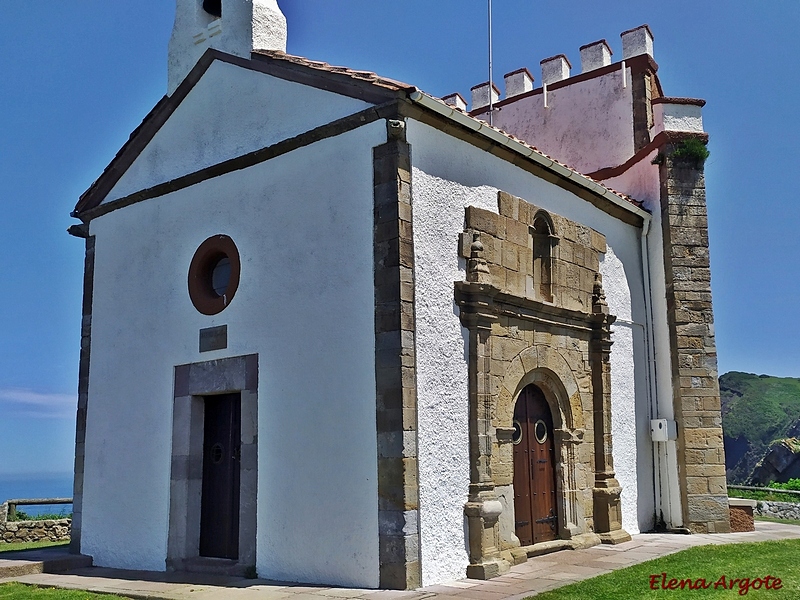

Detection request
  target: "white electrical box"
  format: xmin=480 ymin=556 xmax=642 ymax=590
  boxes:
xmin=650 ymin=419 xmax=678 ymax=442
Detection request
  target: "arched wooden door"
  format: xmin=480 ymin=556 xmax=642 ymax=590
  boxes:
xmin=513 ymin=384 xmax=558 ymax=545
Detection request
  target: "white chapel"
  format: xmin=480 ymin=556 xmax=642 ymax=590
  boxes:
xmin=68 ymin=0 xmax=730 ymax=589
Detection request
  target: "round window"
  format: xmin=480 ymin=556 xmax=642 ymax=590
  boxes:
xmin=211 ymin=257 xmax=231 ymax=296
xmin=188 ymin=235 xmax=241 ymax=315
xmin=512 ymin=419 xmax=523 ymax=445
xmin=534 ymin=419 xmax=548 ymax=444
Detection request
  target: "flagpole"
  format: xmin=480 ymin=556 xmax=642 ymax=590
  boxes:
xmin=488 ymin=0 xmax=494 ymax=126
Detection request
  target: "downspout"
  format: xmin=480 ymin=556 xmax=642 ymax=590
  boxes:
xmin=640 ymin=216 xmax=662 ymax=525
xmin=641 ymin=213 xmax=684 ymax=530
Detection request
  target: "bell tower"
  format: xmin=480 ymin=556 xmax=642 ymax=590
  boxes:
xmin=168 ymin=0 xmax=287 ymax=94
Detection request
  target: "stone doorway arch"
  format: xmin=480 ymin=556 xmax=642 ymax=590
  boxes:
xmin=498 ymin=364 xmax=587 ymax=550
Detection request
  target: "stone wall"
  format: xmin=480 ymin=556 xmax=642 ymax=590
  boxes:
xmin=1 ymin=519 xmax=71 ymax=544
xmin=0 ymin=502 xmax=71 ymax=544
xmin=755 ymin=501 xmax=800 ymax=522
xmin=372 ymin=120 xmax=421 ymax=589
xmin=459 ymin=191 xmax=607 ymax=311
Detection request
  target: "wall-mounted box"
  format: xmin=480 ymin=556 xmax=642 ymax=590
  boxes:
xmin=650 ymin=419 xmax=677 ymax=442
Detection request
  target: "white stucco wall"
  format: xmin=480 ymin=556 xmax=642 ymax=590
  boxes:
xmin=82 ymin=121 xmax=385 ymax=587
xmin=408 ymin=119 xmax=651 ymax=584
xmin=491 ymin=67 xmax=634 ymax=174
xmin=600 ymin=247 xmax=643 ymax=535
xmin=411 ymin=170 xmax=497 ymax=586
xmin=106 ymin=61 xmax=372 ymax=203
xmin=603 ymin=154 xmax=681 ymax=527
xmin=652 ymin=102 xmax=704 ymax=136
xmin=603 ymin=156 xmax=673 ymax=424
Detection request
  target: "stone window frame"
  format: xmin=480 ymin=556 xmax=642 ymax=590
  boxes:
xmin=167 ymin=354 xmax=258 ymax=575
xmin=531 ymin=210 xmax=558 ymax=303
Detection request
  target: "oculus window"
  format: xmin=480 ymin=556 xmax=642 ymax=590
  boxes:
xmin=188 ymin=235 xmax=240 ymax=315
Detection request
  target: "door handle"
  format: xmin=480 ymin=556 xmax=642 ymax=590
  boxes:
xmin=535 ymin=515 xmax=557 ymax=524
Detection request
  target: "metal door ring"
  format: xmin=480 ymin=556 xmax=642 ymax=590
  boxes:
xmin=210 ymin=443 xmax=224 ymax=464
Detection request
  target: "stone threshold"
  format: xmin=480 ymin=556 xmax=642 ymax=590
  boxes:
xmin=500 ymin=533 xmax=603 ymax=566
xmin=170 ymin=556 xmax=254 ymax=578
xmin=0 ymin=547 xmax=92 ymax=578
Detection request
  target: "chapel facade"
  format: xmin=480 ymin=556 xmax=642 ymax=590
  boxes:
xmin=68 ymin=0 xmax=729 ymax=589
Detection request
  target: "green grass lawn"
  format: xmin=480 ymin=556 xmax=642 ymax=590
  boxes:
xmin=0 ymin=541 xmax=68 ymax=554
xmin=728 ymin=488 xmax=800 ymax=503
xmin=755 ymin=515 xmax=800 ymax=526
xmin=532 ymin=539 xmax=800 ymax=599
xmin=0 ymin=583 xmax=129 ymax=599
xmin=7 ymin=511 xmax=72 ymax=523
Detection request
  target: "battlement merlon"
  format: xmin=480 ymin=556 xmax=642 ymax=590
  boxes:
xmin=471 ymin=81 xmax=501 ymax=111
xmin=652 ymin=97 xmax=706 ymax=137
xmin=457 ymin=24 xmax=706 ymax=188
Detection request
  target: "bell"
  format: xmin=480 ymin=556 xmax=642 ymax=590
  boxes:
xmin=203 ymin=0 xmax=222 ymax=18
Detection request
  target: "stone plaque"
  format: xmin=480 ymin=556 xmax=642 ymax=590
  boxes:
xmin=199 ymin=325 xmax=227 ymax=353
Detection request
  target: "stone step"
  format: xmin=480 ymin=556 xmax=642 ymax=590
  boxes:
xmin=0 ymin=547 xmax=92 ymax=578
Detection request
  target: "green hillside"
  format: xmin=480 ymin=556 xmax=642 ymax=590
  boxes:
xmin=720 ymin=371 xmax=800 ymax=483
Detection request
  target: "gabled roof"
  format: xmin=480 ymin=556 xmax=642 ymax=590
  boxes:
xmin=73 ymin=49 xmax=416 ymax=216
xmin=73 ymin=49 xmax=647 ymax=225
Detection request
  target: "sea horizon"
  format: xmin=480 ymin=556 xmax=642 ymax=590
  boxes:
xmin=0 ymin=471 xmax=74 ymax=517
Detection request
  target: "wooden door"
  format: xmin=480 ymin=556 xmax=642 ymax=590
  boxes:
xmin=200 ymin=393 xmax=241 ymax=559
xmin=513 ymin=385 xmax=558 ymax=546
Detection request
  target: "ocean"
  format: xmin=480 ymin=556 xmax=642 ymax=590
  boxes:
xmin=0 ymin=473 xmax=74 ymax=518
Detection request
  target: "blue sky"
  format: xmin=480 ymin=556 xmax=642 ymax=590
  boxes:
xmin=1 ymin=1 xmax=798 ymax=477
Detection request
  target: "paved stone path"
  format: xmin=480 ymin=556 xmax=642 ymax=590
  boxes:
xmin=2 ymin=522 xmax=800 ymax=599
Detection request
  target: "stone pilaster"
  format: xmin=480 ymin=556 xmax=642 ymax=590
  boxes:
xmin=71 ymin=233 xmax=95 ymax=554
xmin=373 ymin=118 xmax=421 ymax=590
xmin=458 ymin=233 xmax=510 ymax=579
xmin=659 ymin=144 xmax=730 ymax=533
xmin=456 ymin=276 xmax=510 ymax=580
xmin=589 ymin=275 xmax=630 ymax=544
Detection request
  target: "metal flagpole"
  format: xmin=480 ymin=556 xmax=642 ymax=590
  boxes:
xmin=488 ymin=0 xmax=494 ymax=126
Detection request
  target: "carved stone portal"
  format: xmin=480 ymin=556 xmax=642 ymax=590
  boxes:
xmin=456 ymin=191 xmax=630 ymax=579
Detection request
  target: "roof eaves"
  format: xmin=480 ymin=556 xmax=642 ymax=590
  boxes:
xmin=250 ymin=50 xmax=418 ymax=95
xmin=73 ymin=49 xmax=228 ymax=217
xmin=408 ymin=91 xmax=648 ymax=219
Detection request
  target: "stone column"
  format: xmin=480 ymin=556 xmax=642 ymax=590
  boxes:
xmin=456 ymin=235 xmax=510 ymax=580
xmin=659 ymin=142 xmax=730 ymax=533
xmin=590 ymin=275 xmax=631 ymax=544
xmin=554 ymin=428 xmax=584 ymax=538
